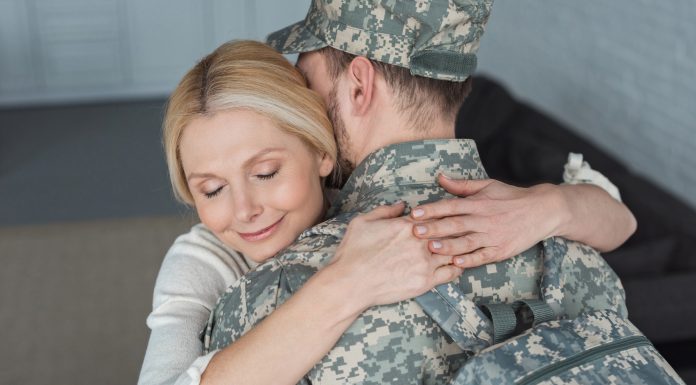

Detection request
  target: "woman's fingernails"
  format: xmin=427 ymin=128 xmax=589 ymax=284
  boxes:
xmin=454 ymin=257 xmax=464 ymax=265
xmin=431 ymin=240 xmax=442 ymax=249
xmin=415 ymin=225 xmax=427 ymax=235
xmin=412 ymin=208 xmax=424 ymax=218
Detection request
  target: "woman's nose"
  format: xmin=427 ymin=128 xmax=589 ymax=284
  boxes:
xmin=231 ymin=188 xmax=263 ymax=222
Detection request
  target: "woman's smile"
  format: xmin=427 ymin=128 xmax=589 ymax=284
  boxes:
xmin=237 ymin=216 xmax=285 ymax=242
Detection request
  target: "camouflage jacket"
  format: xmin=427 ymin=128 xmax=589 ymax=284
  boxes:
xmin=203 ymin=139 xmax=626 ymax=384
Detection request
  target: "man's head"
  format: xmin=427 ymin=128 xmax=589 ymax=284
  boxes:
xmin=269 ymin=0 xmax=493 ymax=171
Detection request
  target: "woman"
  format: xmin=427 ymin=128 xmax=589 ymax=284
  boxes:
xmin=139 ymin=40 xmax=636 ymax=385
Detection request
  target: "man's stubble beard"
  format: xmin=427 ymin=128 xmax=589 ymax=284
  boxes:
xmin=327 ymin=85 xmax=355 ymax=187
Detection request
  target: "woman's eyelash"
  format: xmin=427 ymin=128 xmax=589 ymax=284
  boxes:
xmin=202 ymin=170 xmax=275 ymax=198
xmin=204 ymin=186 xmax=223 ymax=199
xmin=257 ymin=170 xmax=278 ymax=180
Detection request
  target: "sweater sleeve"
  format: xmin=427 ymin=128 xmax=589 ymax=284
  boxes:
xmin=562 ymin=152 xmax=622 ymax=202
xmin=138 ymin=224 xmax=253 ymax=385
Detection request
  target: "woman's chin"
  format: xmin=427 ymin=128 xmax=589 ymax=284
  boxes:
xmin=245 ymin=244 xmax=287 ymax=264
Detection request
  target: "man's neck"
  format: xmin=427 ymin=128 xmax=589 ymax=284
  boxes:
xmin=354 ymin=114 xmax=456 ymax=166
xmin=330 ymin=139 xmax=484 ymax=217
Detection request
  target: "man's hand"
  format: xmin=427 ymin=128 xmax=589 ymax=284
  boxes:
xmin=410 ymin=175 xmax=564 ymax=269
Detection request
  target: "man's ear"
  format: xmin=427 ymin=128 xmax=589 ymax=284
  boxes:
xmin=345 ymin=56 xmax=375 ymax=115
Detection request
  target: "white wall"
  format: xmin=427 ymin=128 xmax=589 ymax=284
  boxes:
xmin=0 ymin=0 xmax=309 ymax=106
xmin=475 ymin=1 xmax=696 ymax=208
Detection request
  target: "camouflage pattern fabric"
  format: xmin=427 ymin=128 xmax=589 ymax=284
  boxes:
xmin=204 ymin=139 xmax=631 ymax=384
xmin=451 ymin=310 xmax=685 ymax=385
xmin=267 ymin=0 xmax=494 ymax=82
xmin=445 ymin=237 xmax=684 ymax=385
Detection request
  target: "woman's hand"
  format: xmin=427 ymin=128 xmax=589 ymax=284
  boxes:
xmin=327 ymin=202 xmax=463 ymax=310
xmin=409 ymin=175 xmax=635 ymax=269
xmin=409 ymin=177 xmax=560 ymax=269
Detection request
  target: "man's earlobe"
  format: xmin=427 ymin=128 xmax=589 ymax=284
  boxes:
xmin=347 ymin=56 xmax=375 ymax=114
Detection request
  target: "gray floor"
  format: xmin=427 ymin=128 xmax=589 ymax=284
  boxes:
xmin=0 ymin=99 xmax=193 ymax=226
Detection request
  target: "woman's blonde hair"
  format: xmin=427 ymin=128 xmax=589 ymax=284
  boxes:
xmin=163 ymin=40 xmax=336 ymax=205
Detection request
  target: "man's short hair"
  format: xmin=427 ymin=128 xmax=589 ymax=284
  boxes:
xmin=318 ymin=47 xmax=473 ymax=131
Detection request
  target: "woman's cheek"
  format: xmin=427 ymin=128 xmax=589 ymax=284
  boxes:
xmin=196 ymin=200 xmax=231 ymax=234
xmin=275 ymin=176 xmax=315 ymax=210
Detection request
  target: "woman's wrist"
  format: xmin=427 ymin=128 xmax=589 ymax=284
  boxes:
xmin=534 ymin=183 xmax=573 ymax=240
xmin=550 ymin=183 xmax=635 ymax=252
xmin=305 ymin=261 xmax=371 ymax=326
xmin=552 ymin=183 xmax=612 ymax=243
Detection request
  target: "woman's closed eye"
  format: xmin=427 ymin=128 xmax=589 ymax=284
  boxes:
xmin=256 ymin=170 xmax=278 ymax=181
xmin=204 ymin=186 xmax=223 ymax=199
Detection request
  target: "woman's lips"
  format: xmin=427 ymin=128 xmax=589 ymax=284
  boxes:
xmin=238 ymin=216 xmax=284 ymax=242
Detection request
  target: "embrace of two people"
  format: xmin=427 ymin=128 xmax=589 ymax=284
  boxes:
xmin=137 ymin=1 xmax=654 ymax=385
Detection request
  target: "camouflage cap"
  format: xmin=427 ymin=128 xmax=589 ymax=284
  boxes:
xmin=267 ymin=0 xmax=494 ymax=82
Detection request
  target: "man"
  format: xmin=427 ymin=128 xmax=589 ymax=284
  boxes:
xmin=289 ymin=3 xmax=635 ymax=271
xmin=204 ymin=0 xmax=628 ymax=384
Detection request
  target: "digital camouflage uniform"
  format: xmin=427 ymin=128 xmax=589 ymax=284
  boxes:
xmin=204 ymin=140 xmax=628 ymax=384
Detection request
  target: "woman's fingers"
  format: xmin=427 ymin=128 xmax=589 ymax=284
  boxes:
xmin=359 ymin=201 xmax=406 ymax=221
xmin=452 ymin=247 xmax=501 ymax=269
xmin=410 ymin=177 xmax=495 ymax=221
xmin=430 ymin=253 xmax=455 ymax=268
xmin=437 ymin=175 xmax=494 ymax=196
xmin=432 ymin=265 xmax=464 ymax=286
xmin=429 ymin=233 xmax=488 ymax=256
xmin=414 ymin=215 xmax=485 ymax=238
xmin=411 ymin=197 xmax=476 ymax=221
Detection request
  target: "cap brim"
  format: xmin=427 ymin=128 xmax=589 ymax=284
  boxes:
xmin=266 ymin=20 xmax=327 ymax=54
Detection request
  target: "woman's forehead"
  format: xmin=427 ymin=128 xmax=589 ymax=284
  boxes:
xmin=179 ymin=110 xmax=312 ymax=173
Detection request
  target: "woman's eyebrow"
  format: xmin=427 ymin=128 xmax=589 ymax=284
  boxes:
xmin=187 ymin=172 xmax=218 ymax=182
xmin=242 ymin=148 xmax=286 ymax=169
xmin=186 ymin=148 xmax=286 ymax=181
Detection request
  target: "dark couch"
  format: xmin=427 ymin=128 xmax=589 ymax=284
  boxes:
xmin=456 ymin=76 xmax=696 ymax=381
